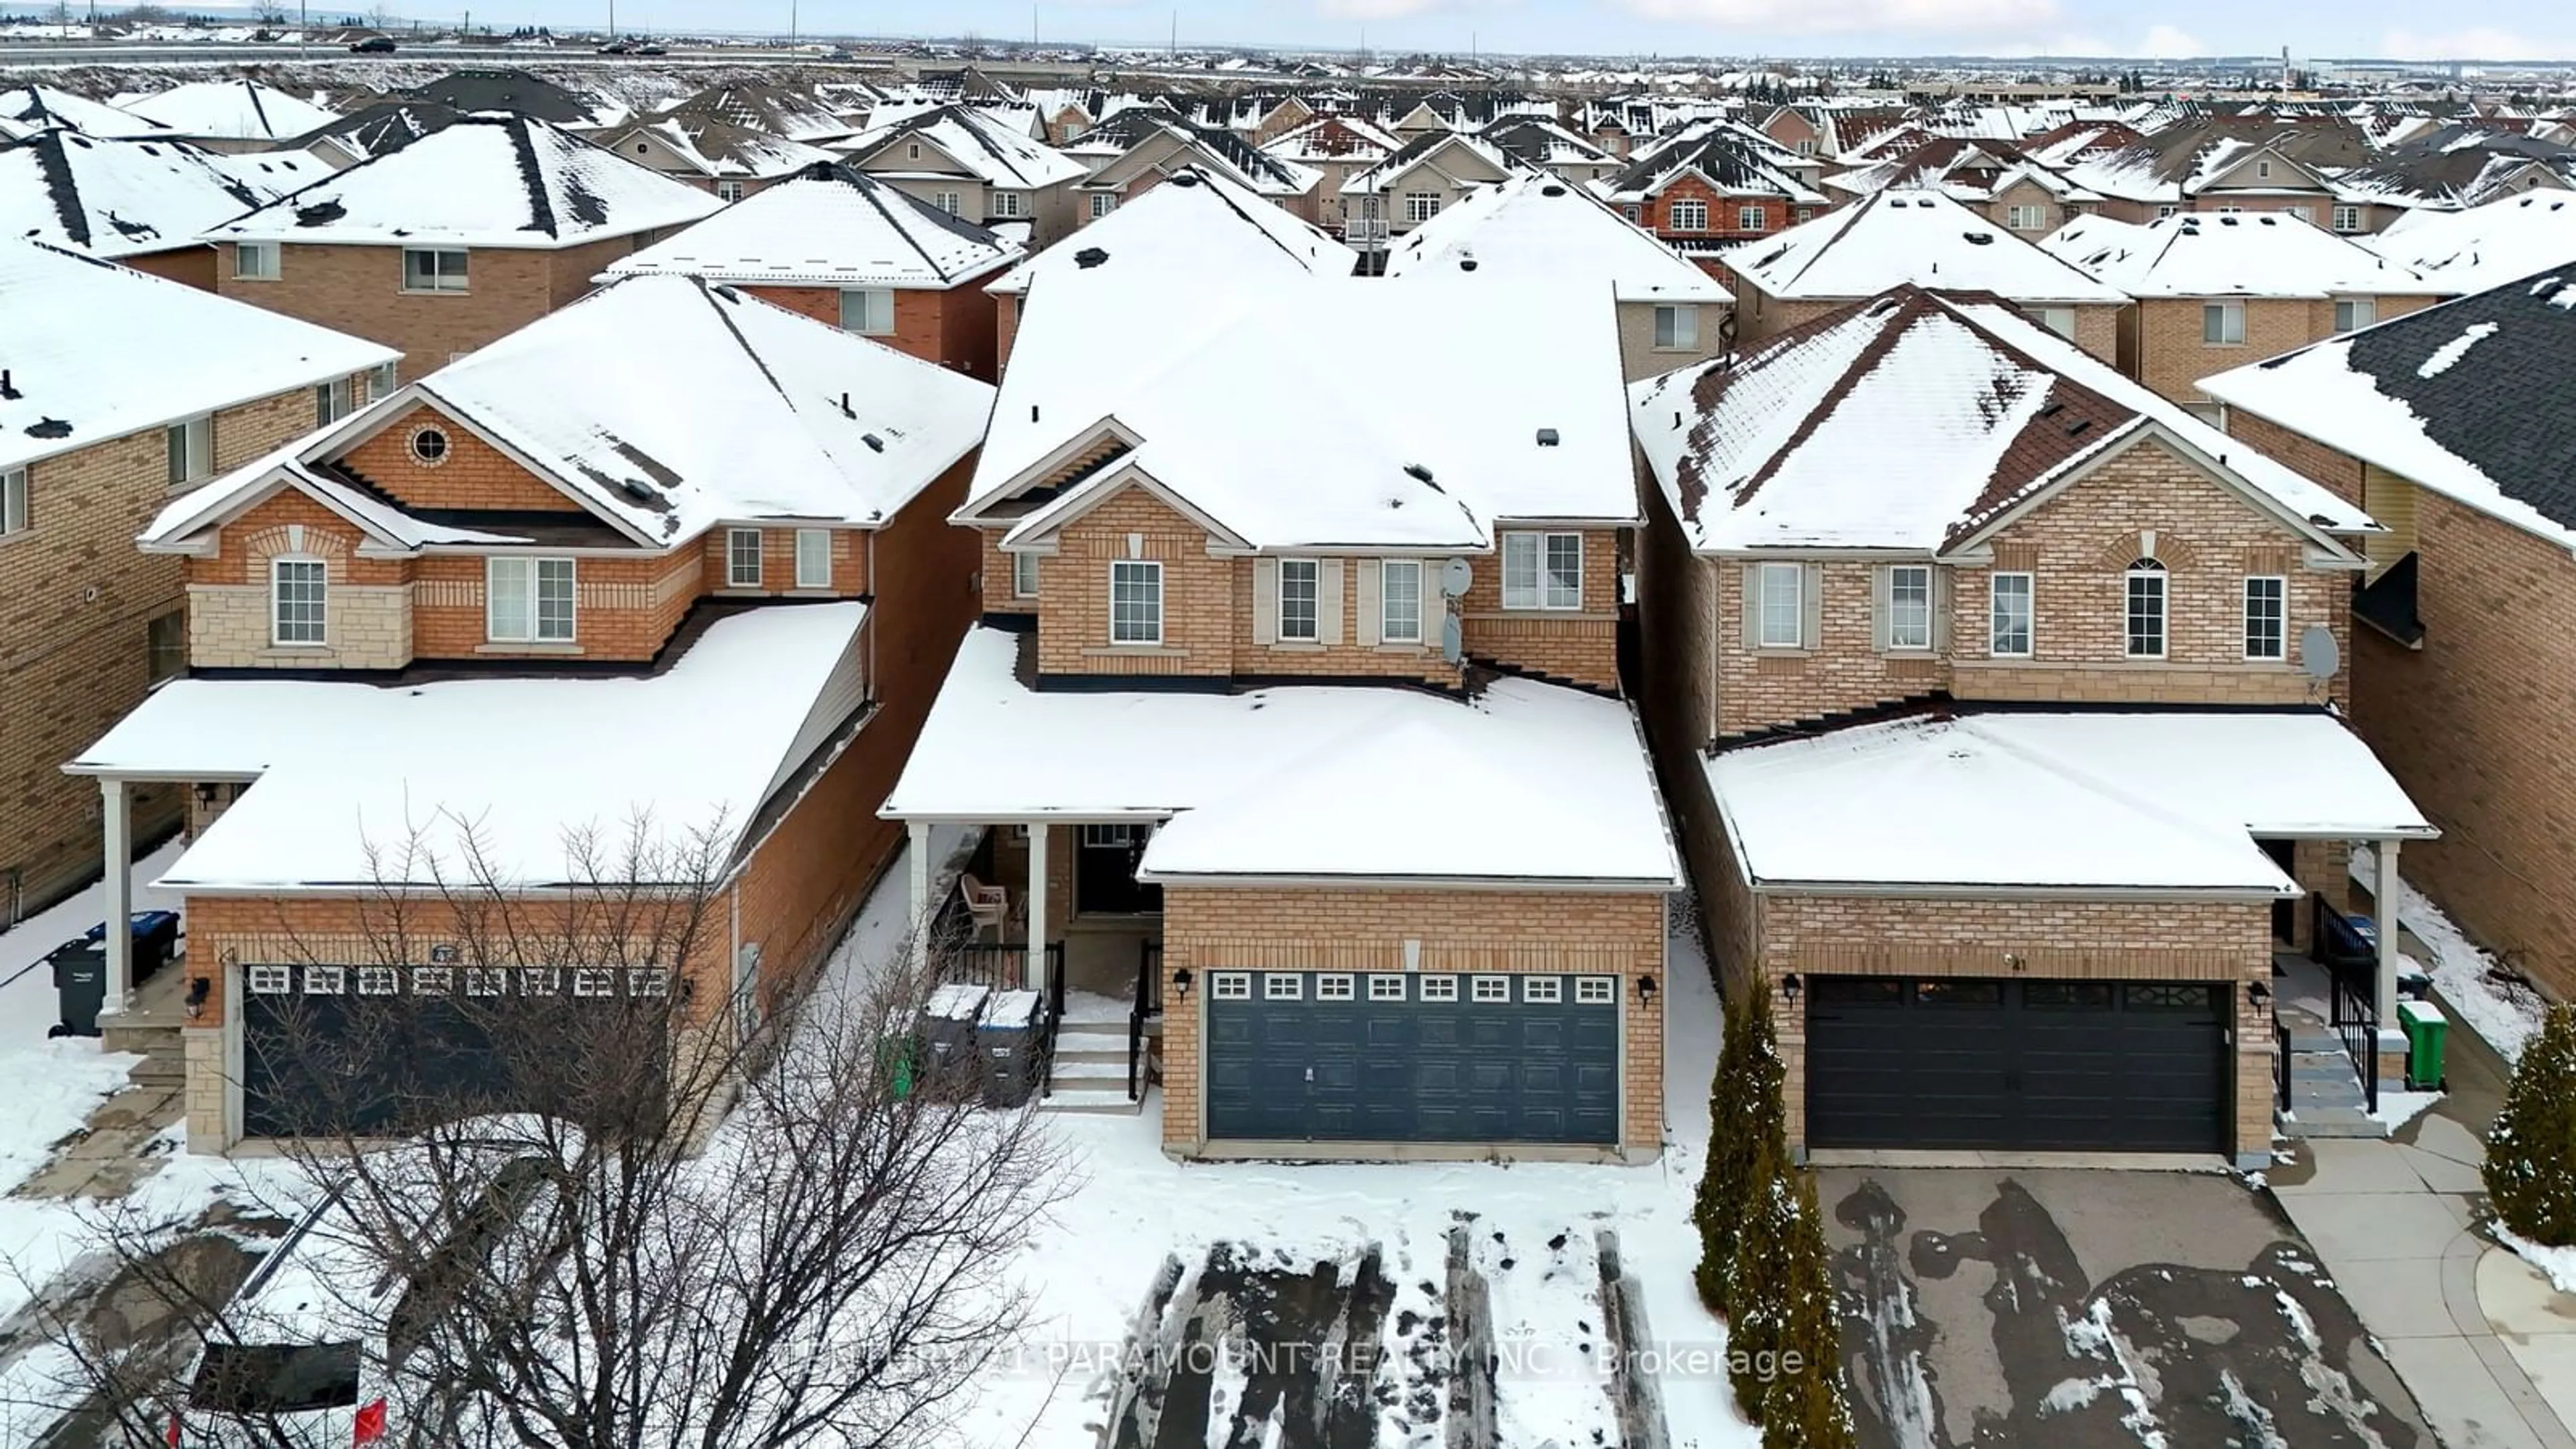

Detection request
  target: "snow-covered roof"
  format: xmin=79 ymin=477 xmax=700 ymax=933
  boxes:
xmin=0 ymin=131 xmax=276 ymax=259
xmin=2200 ymin=270 xmax=2576 ymax=551
xmin=985 ymin=165 xmax=1353 ymax=298
xmin=1721 ymin=189 xmax=2127 ymax=305
xmin=601 ymin=161 xmax=1019 ymax=290
xmin=972 ymin=267 xmax=1633 ymax=551
xmin=2365 ymin=192 xmax=2576 ymax=294
xmin=1383 ymin=170 xmax=1729 ymax=305
xmin=206 ymin=114 xmax=722 ymax=250
xmin=0 ymin=84 xmax=173 ymax=140
xmin=1259 ymin=113 xmax=1399 ymax=166
xmin=657 ymin=80 xmax=855 ymax=144
xmin=116 ymin=80 xmax=337 ymax=142
xmin=1338 ymin=131 xmax=1512 ymax=197
xmin=1629 ymin=286 xmax=2375 ymax=553
xmin=0 ymin=237 xmax=396 ymax=474
xmin=144 ymin=275 xmax=996 ymax=551
xmin=839 ymin=104 xmax=1085 ymax=191
xmin=1597 ymin=119 xmax=1825 ymax=206
xmin=72 ymin=604 xmax=869 ymax=890
xmin=884 ymin=629 xmax=1678 ymax=888
xmin=2039 ymin=211 xmax=2446 ymax=300
xmin=1709 ymin=710 xmax=2434 ymax=894
xmin=610 ymin=114 xmax=840 ymax=180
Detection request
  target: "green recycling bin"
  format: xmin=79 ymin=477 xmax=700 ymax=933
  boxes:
xmin=877 ymin=1011 xmax=921 ymax=1100
xmin=2400 ymin=999 xmax=2448 ymax=1091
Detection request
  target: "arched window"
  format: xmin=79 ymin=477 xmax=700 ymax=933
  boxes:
xmin=2125 ymin=557 xmax=2166 ymax=659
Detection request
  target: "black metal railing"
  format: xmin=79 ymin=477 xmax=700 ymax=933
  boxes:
xmin=2272 ymin=1010 xmax=2292 ymax=1114
xmin=1128 ymin=941 xmax=1165 ymax=1101
xmin=1040 ymin=945 xmax=1067 ymax=1099
xmin=2326 ymin=959 xmax=2380 ymax=1116
xmin=948 ymin=942 xmax=1061 ymax=994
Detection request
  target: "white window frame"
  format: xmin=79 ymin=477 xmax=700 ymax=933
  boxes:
xmin=246 ymin=964 xmax=290 ymax=994
xmin=2243 ymin=575 xmax=2288 ymax=661
xmin=1575 ymin=976 xmax=1616 ymax=1004
xmin=1471 ymin=975 xmax=1511 ymax=1003
xmin=794 ymin=528 xmax=833 ymax=590
xmin=315 ymin=376 xmax=355 ymax=427
xmin=627 ymin=969 xmax=669 ymax=998
xmin=2331 ymin=204 xmax=2362 ymax=233
xmin=366 ymin=362 xmax=398 ymax=402
xmin=1522 ymin=976 xmax=1563 ymax=1004
xmin=400 ymin=246 xmax=469 ymax=293
xmin=1263 ymin=972 xmax=1303 ymax=1000
xmin=1012 ymin=549 xmax=1040 ymax=598
xmin=2006 ymin=203 xmax=2046 ymax=231
xmin=934 ymin=189 xmax=962 ymax=215
xmin=1089 ymin=191 xmax=1118 ymax=218
xmin=1419 ymin=975 xmax=1460 ymax=1002
xmin=715 ymin=178 xmax=745 ymax=203
xmin=464 ymin=967 xmax=507 ymax=996
xmin=357 ymin=966 xmax=400 ymax=996
xmin=412 ymin=966 xmax=451 ymax=994
xmin=2027 ymin=306 xmax=2076 ymax=339
xmin=727 ymin=527 xmax=764 ymax=588
xmin=1886 ymin=565 xmax=1933 ymax=651
xmin=1654 ymin=304 xmax=1699 ymax=351
xmin=167 ymin=414 xmax=213 ymax=486
xmin=1737 ymin=203 xmax=1766 ymax=231
xmin=1990 ymin=571 xmax=2033 ymax=657
xmin=839 ymin=287 xmax=895 ymax=335
xmin=1 ymin=466 xmax=26 ymax=537
xmin=1316 ymin=973 xmax=1356 ymax=1001
xmin=1501 ymin=531 xmax=1582 ymax=611
xmin=520 ymin=967 xmax=559 ymax=996
xmin=990 ymin=189 xmax=1026 ymax=219
xmin=233 ymin=239 xmax=280 ymax=280
xmin=1368 ymin=975 xmax=1407 ymax=1002
xmin=1110 ymin=559 xmax=1163 ymax=645
xmin=486 ymin=555 xmax=576 ymax=643
xmin=1757 ymin=560 xmax=1804 ymax=649
xmin=1277 ymin=557 xmax=1320 ymax=643
xmin=270 ymin=555 xmax=327 ymax=647
xmin=1668 ymin=197 xmax=1709 ymax=232
xmin=573 ymin=967 xmax=618 ymax=997
xmin=1403 ymin=191 xmax=1441 ymax=224
xmin=1212 ymin=971 xmax=1252 ymax=1000
xmin=2202 ymin=301 xmax=2246 ymax=346
xmin=1379 ymin=558 xmax=1423 ymax=643
xmin=2256 ymin=158 xmax=2273 ymax=179
xmin=2125 ymin=560 xmax=2167 ymax=659
xmin=2333 ymin=297 xmax=2376 ymax=333
xmin=303 ymin=965 xmax=346 ymax=995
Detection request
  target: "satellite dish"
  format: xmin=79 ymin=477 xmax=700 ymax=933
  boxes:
xmin=1441 ymin=557 xmax=1472 ymax=597
xmin=2299 ymin=625 xmax=2340 ymax=680
xmin=1441 ymin=615 xmax=1464 ymax=665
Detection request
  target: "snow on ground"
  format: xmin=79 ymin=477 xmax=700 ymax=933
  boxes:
xmin=2495 ymin=1226 xmax=2576 ymax=1297
xmin=0 ymin=839 xmax=184 ymax=1056
xmin=2352 ymin=854 xmax=2548 ymax=1063
xmin=2369 ymin=1089 xmax=2444 ymax=1132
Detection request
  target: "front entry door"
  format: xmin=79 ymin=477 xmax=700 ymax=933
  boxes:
xmin=1076 ymin=824 xmax=1161 ymax=916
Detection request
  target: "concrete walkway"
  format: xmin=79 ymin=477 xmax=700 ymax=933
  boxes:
xmin=2270 ymin=997 xmax=2576 ymax=1449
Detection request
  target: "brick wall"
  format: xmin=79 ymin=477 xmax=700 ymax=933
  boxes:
xmin=995 ymin=293 xmax=1021 ymax=374
xmin=1647 ymin=175 xmax=1786 ymax=241
xmin=2137 ymin=295 xmax=2442 ymax=407
xmin=1456 ymin=527 xmax=1623 ymax=690
xmin=742 ymin=282 xmax=1002 ymax=381
xmin=698 ymin=523 xmax=869 ymax=600
xmin=1158 ymin=885 xmax=1668 ymax=1155
xmin=123 ymin=244 xmax=218 ymax=292
xmin=409 ymin=549 xmax=707 ymax=662
xmin=345 ymin=405 xmax=583 ymax=512
xmin=1036 ymin=488 xmax=1237 ymax=678
xmin=2 ymin=382 xmax=347 ymax=911
xmin=2224 ymin=411 xmax=2367 ymax=508
xmin=1753 ymin=891 xmax=2276 ymax=1156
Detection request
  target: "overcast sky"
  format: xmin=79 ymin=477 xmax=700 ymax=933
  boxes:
xmin=431 ymin=0 xmax=2569 ymax=63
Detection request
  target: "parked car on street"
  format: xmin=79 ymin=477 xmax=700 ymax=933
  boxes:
xmin=349 ymin=35 xmax=396 ymax=52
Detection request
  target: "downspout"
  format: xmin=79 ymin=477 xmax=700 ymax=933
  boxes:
xmin=864 ymin=529 xmax=879 ymax=705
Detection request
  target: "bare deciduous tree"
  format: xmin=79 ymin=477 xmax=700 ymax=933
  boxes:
xmin=15 ymin=813 xmax=1067 ymax=1448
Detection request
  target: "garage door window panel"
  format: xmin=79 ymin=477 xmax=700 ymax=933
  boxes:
xmin=1368 ymin=975 xmax=1406 ymax=1002
xmin=1212 ymin=972 xmax=1250 ymax=1000
xmin=1420 ymin=975 xmax=1458 ymax=1002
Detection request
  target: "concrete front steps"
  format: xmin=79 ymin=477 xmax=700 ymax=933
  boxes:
xmin=1036 ymin=1018 xmax=1146 ymax=1116
xmin=2278 ymin=1010 xmax=2385 ymax=1140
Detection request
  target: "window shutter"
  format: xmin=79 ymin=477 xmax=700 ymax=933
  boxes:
xmin=1356 ymin=559 xmax=1382 ymax=647
xmin=1739 ymin=561 xmax=1760 ymax=651
xmin=1933 ymin=569 xmax=1953 ymax=653
xmin=1800 ymin=563 xmax=1823 ymax=651
xmin=1871 ymin=566 xmax=1892 ymax=652
xmin=1318 ymin=559 xmax=1344 ymax=645
xmin=1252 ymin=557 xmax=1278 ymax=645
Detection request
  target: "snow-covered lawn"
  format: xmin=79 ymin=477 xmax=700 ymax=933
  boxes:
xmin=2351 ymin=853 xmax=2548 ymax=1063
xmin=943 ymin=906 xmax=1754 ymax=1449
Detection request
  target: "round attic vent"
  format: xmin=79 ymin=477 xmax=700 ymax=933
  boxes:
xmin=409 ymin=425 xmax=451 ymax=466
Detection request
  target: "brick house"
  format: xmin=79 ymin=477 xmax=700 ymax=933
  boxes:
xmin=1824 ymin=138 xmax=2104 ymax=237
xmin=202 ymin=114 xmax=720 ymax=381
xmin=1336 ymin=131 xmax=1513 ymax=252
xmin=68 ymin=275 xmax=995 ymax=1150
xmin=883 ymin=271 xmax=1679 ymax=1160
xmin=835 ymin=104 xmax=1088 ymax=250
xmin=2202 ymin=270 xmax=2576 ymax=998
xmin=1479 ymin=115 xmax=1621 ymax=188
xmin=1595 ymin=121 xmax=1831 ymax=260
xmin=1631 ymin=286 xmax=2430 ymax=1167
xmin=0 ymin=238 xmax=394 ymax=926
xmin=1718 ymin=189 xmax=2129 ymax=362
xmin=985 ymin=166 xmax=1356 ymax=374
xmin=2059 ymin=121 xmax=2377 ymax=228
xmin=0 ymin=129 xmax=323 ymax=290
xmin=601 ymin=160 xmax=1020 ymax=380
xmin=1258 ymin=113 xmax=1399 ymax=234
xmin=1383 ymin=170 xmax=1735 ymax=381
xmin=2041 ymin=212 xmax=2450 ymax=414
xmin=1063 ymin=109 xmax=1324 ymax=227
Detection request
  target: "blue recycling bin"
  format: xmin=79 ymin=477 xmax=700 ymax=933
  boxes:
xmin=84 ymin=910 xmax=179 ymax=986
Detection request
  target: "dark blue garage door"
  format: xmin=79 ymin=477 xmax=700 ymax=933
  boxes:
xmin=1205 ymin=971 xmax=1620 ymax=1144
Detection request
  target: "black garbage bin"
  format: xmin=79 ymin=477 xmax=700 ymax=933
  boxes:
xmin=978 ymin=989 xmax=1046 ymax=1108
xmin=84 ymin=910 xmax=180 ymax=987
xmin=918 ymin=984 xmax=990 ymax=1097
xmin=47 ymin=938 xmax=107 ymax=1038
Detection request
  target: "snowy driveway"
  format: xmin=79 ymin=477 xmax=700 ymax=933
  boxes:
xmin=1822 ymin=1167 xmax=2434 ymax=1448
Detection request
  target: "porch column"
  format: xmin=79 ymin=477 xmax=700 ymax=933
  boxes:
xmin=906 ymin=820 xmax=932 ymax=975
xmin=2375 ymin=838 xmax=2404 ymax=1030
xmin=1027 ymin=822 xmax=1051 ymax=995
xmin=99 ymin=777 xmax=132 ymax=1018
